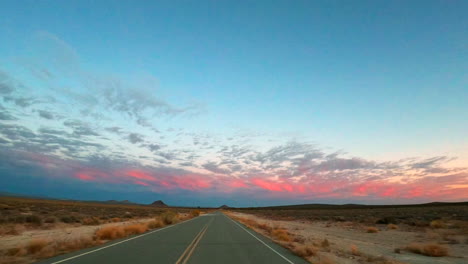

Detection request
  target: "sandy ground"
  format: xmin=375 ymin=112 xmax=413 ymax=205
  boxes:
xmin=230 ymin=212 xmax=467 ymax=264
xmin=0 ymin=218 xmax=156 ymax=250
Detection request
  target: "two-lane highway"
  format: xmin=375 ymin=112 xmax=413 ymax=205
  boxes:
xmin=37 ymin=212 xmax=308 ymax=264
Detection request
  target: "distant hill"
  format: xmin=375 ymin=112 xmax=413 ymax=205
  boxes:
xmin=219 ymin=205 xmax=230 ymax=209
xmin=103 ymin=200 xmax=137 ymax=205
xmin=150 ymin=200 xmax=168 ymax=207
xmin=242 ymin=201 xmax=468 ymax=210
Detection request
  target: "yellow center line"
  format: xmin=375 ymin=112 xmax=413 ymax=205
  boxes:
xmin=181 ymin=225 xmax=209 ymax=264
xmin=175 ymin=218 xmax=213 ymax=264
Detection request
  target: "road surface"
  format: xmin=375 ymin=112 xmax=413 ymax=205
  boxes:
xmin=37 ymin=212 xmax=308 ymax=264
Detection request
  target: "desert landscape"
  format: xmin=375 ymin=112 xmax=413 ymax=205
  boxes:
xmin=227 ymin=203 xmax=468 ymax=264
xmin=1 ymin=195 xmax=467 ymax=264
xmin=0 ymin=196 xmax=201 ymax=264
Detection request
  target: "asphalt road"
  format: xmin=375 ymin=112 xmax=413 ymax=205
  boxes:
xmin=37 ymin=212 xmax=309 ymax=264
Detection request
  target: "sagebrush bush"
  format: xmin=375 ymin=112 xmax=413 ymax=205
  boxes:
xmin=406 ymin=243 xmax=448 ymax=257
xmin=161 ymin=211 xmax=178 ymax=225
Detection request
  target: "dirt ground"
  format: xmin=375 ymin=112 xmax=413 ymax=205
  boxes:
xmin=230 ymin=212 xmax=467 ymax=264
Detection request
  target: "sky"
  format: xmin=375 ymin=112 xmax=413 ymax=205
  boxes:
xmin=0 ymin=0 xmax=467 ymax=207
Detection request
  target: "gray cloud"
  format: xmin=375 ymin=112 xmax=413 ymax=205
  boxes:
xmin=64 ymin=120 xmax=99 ymax=137
xmin=38 ymin=110 xmax=54 ymax=120
xmin=128 ymin=133 xmax=144 ymax=144
xmin=3 ymin=96 xmax=37 ymax=107
xmin=202 ymin=162 xmax=229 ymax=174
xmin=0 ymin=110 xmax=17 ymax=120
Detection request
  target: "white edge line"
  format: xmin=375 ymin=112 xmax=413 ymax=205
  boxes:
xmin=224 ymin=215 xmax=295 ymax=264
xmin=50 ymin=217 xmax=198 ymax=264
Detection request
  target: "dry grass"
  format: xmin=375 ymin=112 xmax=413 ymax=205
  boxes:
xmin=387 ymin=224 xmax=398 ymax=229
xmin=405 ymin=243 xmax=449 ymax=257
xmin=317 ymin=255 xmax=335 ymax=264
xmin=366 ymin=227 xmax=379 ymax=233
xmin=190 ymin=210 xmax=201 ymax=217
xmin=26 ymin=239 xmax=48 ymax=254
xmin=430 ymin=220 xmax=445 ymax=229
xmin=95 ymin=226 xmax=126 ymax=240
xmin=271 ymin=228 xmax=292 ymax=242
xmin=146 ymin=219 xmax=164 ymax=229
xmin=292 ymin=244 xmax=318 ymax=258
xmin=123 ymin=224 xmax=148 ymax=235
xmin=82 ymin=217 xmax=101 ymax=225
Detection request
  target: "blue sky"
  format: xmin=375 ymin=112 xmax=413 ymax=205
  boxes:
xmin=0 ymin=1 xmax=467 ymax=206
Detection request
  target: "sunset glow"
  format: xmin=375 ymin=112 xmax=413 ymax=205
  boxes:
xmin=0 ymin=1 xmax=466 ymax=206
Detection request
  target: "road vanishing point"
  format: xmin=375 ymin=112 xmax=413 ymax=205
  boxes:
xmin=37 ymin=212 xmax=309 ymax=264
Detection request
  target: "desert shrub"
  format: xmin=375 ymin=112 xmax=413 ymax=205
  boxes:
xmin=272 ymin=228 xmax=292 ymax=242
xmin=111 ymin=217 xmax=121 ymax=222
xmin=293 ymin=235 xmax=305 ymax=244
xmin=95 ymin=226 xmax=126 ymax=240
xmin=376 ymin=217 xmax=397 ymax=224
xmin=82 ymin=217 xmax=100 ymax=225
xmin=190 ymin=210 xmax=201 ymax=217
xmin=25 ymin=215 xmax=43 ymax=225
xmin=430 ymin=220 xmax=445 ymax=229
xmin=44 ymin=217 xmax=56 ymax=224
xmin=123 ymin=212 xmax=133 ymax=218
xmin=257 ymin=222 xmax=273 ymax=234
xmin=147 ymin=220 xmax=164 ymax=229
xmin=366 ymin=227 xmax=379 ymax=233
xmin=387 ymin=224 xmax=398 ymax=229
xmin=161 ymin=211 xmax=178 ymax=225
xmin=123 ymin=224 xmax=148 ymax=235
xmin=405 ymin=243 xmax=448 ymax=257
xmin=321 ymin=238 xmax=330 ymax=248
xmin=12 ymin=215 xmax=26 ymax=223
xmin=60 ymin=215 xmax=80 ymax=223
xmin=350 ymin=244 xmax=360 ymax=256
xmin=293 ymin=244 xmax=317 ymax=258
xmin=26 ymin=239 xmax=48 ymax=254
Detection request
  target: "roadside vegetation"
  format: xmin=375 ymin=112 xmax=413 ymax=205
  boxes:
xmin=225 ymin=205 xmax=468 ymax=264
xmin=0 ymin=197 xmax=204 ymax=264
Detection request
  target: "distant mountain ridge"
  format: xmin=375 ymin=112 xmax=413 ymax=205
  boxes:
xmin=242 ymin=201 xmax=468 ymax=210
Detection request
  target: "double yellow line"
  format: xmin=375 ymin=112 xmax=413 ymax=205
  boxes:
xmin=175 ymin=221 xmax=211 ymax=264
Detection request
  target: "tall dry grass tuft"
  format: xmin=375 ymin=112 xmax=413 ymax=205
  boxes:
xmin=405 ymin=243 xmax=448 ymax=257
xmin=272 ymin=228 xmax=292 ymax=242
xmin=292 ymin=244 xmax=318 ymax=258
xmin=123 ymin=224 xmax=148 ymax=235
xmin=95 ymin=226 xmax=126 ymax=240
xmin=147 ymin=219 xmax=164 ymax=229
xmin=26 ymin=239 xmax=48 ymax=254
